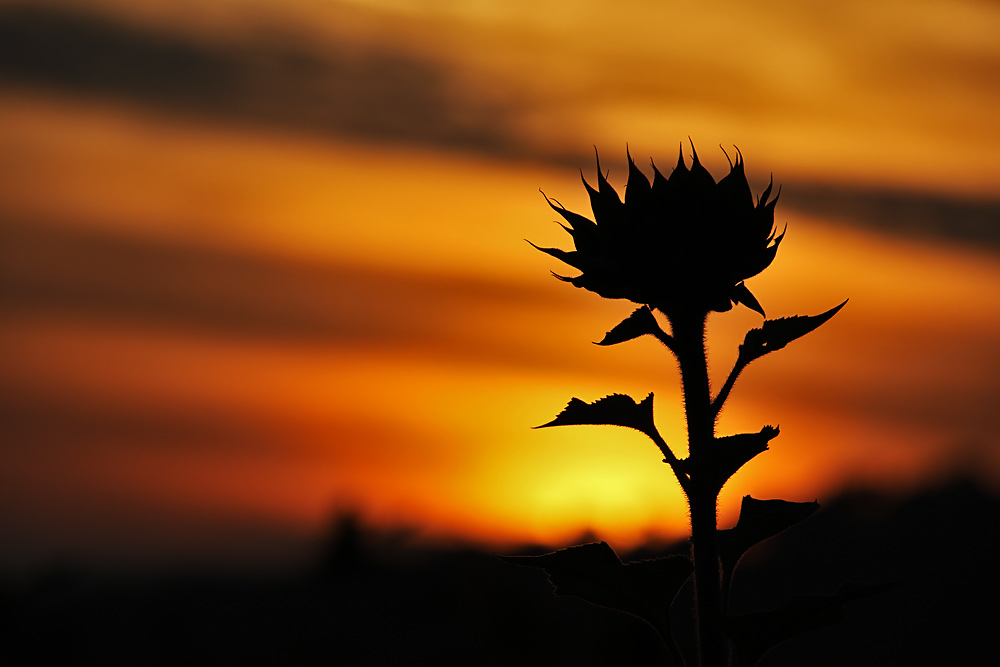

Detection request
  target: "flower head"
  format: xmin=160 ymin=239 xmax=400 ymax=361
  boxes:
xmin=532 ymin=143 xmax=784 ymax=318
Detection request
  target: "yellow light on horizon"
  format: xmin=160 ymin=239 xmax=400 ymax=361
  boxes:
xmin=3 ymin=38 xmax=1000 ymax=562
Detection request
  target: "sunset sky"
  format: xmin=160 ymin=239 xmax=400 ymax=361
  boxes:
xmin=1 ymin=0 xmax=999 ymax=570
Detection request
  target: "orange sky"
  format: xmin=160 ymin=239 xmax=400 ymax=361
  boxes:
xmin=1 ymin=0 xmax=999 ymax=568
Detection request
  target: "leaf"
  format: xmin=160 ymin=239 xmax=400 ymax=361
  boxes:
xmin=702 ymin=426 xmax=779 ymax=491
xmin=500 ymin=542 xmax=692 ymax=631
xmin=740 ymin=300 xmax=848 ymax=363
xmin=623 ymin=556 xmax=695 ymax=608
xmin=595 ymin=306 xmax=664 ymax=346
xmin=720 ymin=582 xmax=896 ymax=666
xmin=501 ymin=542 xmax=625 ymax=608
xmin=718 ymin=496 xmax=819 ymax=585
xmin=535 ymin=393 xmax=657 ymax=439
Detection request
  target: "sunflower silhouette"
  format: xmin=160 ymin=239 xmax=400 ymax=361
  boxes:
xmin=532 ymin=143 xmax=784 ymax=319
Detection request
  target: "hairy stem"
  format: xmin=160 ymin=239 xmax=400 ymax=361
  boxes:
xmin=688 ymin=486 xmax=725 ymax=667
xmin=671 ymin=311 xmax=726 ymax=667
xmin=672 ymin=313 xmax=714 ymax=448
xmin=712 ymin=355 xmax=748 ymax=419
xmin=649 ymin=430 xmax=690 ymax=493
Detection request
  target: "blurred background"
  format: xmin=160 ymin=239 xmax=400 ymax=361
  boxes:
xmin=2 ymin=0 xmax=999 ymax=576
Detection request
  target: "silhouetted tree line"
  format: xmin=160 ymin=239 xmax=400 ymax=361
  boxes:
xmin=0 ymin=476 xmax=996 ymax=665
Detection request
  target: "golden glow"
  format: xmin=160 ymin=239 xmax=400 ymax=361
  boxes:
xmin=2 ymin=0 xmax=1000 ymax=561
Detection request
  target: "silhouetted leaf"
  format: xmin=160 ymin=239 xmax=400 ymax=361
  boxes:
xmin=535 ymin=393 xmax=657 ymax=439
xmin=596 ymin=306 xmax=664 ymax=346
xmin=501 ymin=542 xmax=691 ymax=632
xmin=741 ymin=300 xmax=848 ymax=362
xmin=719 ymin=495 xmax=819 ymax=586
xmin=703 ymin=426 xmax=779 ymax=491
xmin=501 ymin=542 xmax=624 ymax=607
xmin=623 ymin=556 xmax=694 ymax=608
xmin=721 ymin=582 xmax=896 ymax=666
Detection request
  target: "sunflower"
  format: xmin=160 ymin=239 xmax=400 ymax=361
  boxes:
xmin=532 ymin=144 xmax=784 ymax=319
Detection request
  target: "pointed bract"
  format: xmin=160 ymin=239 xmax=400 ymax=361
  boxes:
xmin=717 ymin=150 xmax=753 ymax=208
xmin=543 ymin=192 xmax=597 ymax=234
xmin=674 ymin=144 xmax=687 ymax=173
xmin=625 ymin=149 xmax=651 ymax=206
xmin=731 ymin=282 xmax=766 ymax=317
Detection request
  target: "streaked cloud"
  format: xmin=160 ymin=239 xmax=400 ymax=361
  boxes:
xmin=0 ymin=3 xmax=536 ymax=157
xmin=2 ymin=0 xmax=1000 ymax=564
xmin=5 ymin=0 xmax=1000 ymax=193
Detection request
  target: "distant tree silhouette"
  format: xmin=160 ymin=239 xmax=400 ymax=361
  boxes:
xmin=505 ymin=143 xmax=877 ymax=666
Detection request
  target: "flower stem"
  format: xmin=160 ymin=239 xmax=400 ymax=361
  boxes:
xmin=670 ymin=311 xmax=727 ymax=667
xmin=712 ymin=354 xmax=749 ymax=419
xmin=671 ymin=312 xmax=713 ymax=448
xmin=688 ymin=485 xmax=725 ymax=667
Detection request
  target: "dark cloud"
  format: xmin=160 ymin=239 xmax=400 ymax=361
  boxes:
xmin=0 ymin=380 xmax=426 ymax=465
xmin=2 ymin=217 xmax=387 ymax=342
xmin=0 ymin=377 xmax=274 ymax=451
xmin=2 ymin=5 xmax=998 ymax=256
xmin=782 ymin=181 xmax=1000 ymax=251
xmin=0 ymin=217 xmax=573 ymax=362
xmin=0 ymin=4 xmax=531 ymax=157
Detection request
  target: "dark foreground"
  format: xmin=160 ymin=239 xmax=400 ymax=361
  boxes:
xmin=3 ymin=477 xmax=997 ymax=666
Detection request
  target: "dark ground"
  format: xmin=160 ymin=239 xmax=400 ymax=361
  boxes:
xmin=3 ymin=476 xmax=997 ymax=666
